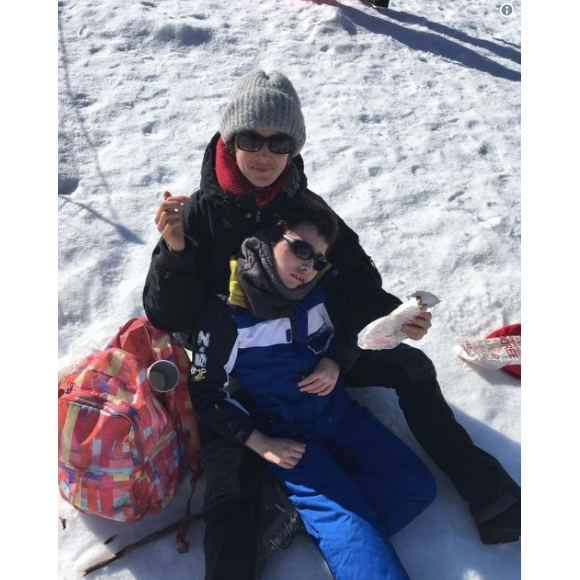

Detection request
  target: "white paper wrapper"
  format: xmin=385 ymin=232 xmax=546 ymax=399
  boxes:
xmin=454 ymin=336 xmax=521 ymax=370
xmin=357 ymin=291 xmax=440 ymax=350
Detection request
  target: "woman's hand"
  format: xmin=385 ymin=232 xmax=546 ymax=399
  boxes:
xmin=154 ymin=190 xmax=190 ymax=253
xmin=245 ymin=430 xmax=305 ymax=470
xmin=298 ymin=357 xmax=340 ymax=397
xmin=401 ymin=311 xmax=433 ymax=341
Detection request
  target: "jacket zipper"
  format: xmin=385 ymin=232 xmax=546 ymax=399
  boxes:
xmin=244 ymin=209 xmax=262 ymax=223
xmin=289 ymin=313 xmax=297 ymax=347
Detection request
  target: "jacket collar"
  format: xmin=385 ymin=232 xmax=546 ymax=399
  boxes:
xmin=227 ymin=255 xmax=337 ymax=312
xmin=228 ymin=257 xmax=247 ymax=309
xmin=200 ymin=133 xmax=309 ymax=210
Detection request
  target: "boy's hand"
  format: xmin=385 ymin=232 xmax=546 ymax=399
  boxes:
xmin=298 ymin=357 xmax=340 ymax=397
xmin=245 ymin=430 xmax=305 ymax=470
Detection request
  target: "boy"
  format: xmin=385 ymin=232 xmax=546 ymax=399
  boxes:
xmin=188 ymin=194 xmax=436 ymax=580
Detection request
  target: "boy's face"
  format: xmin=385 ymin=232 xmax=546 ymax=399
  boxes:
xmin=273 ymin=223 xmax=329 ymax=289
xmin=235 ymin=128 xmax=290 ymax=188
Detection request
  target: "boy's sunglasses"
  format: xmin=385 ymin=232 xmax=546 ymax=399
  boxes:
xmin=282 ymin=235 xmax=328 ymax=271
xmin=235 ymin=132 xmax=294 ymax=155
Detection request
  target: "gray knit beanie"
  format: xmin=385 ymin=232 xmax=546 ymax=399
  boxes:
xmin=219 ymin=70 xmax=306 ymax=157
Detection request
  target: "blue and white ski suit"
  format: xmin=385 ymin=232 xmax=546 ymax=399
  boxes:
xmin=189 ymin=270 xmax=436 ymax=580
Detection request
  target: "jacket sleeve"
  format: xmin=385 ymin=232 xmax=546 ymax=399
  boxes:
xmin=142 ymin=193 xmax=213 ymax=332
xmin=320 ymin=294 xmax=362 ymax=373
xmin=323 ymin=327 xmax=362 ymax=374
xmin=324 ymin=209 xmax=403 ymax=332
xmin=187 ymin=296 xmax=256 ymax=445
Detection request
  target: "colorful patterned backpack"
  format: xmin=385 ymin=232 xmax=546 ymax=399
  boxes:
xmin=58 ymin=317 xmax=201 ymax=524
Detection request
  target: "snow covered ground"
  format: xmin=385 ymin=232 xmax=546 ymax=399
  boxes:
xmin=52 ymin=0 xmax=529 ymax=577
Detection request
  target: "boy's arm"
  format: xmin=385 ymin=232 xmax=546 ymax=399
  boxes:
xmin=323 ymin=326 xmax=361 ymax=374
xmin=297 ymin=306 xmax=360 ymax=397
xmin=188 ymin=296 xmax=256 ymax=445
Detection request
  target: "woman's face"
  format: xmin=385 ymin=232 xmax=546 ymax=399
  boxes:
xmin=235 ymin=128 xmax=291 ymax=188
xmin=273 ymin=223 xmax=329 ymax=289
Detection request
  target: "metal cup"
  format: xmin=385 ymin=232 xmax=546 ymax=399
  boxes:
xmin=147 ymin=360 xmax=180 ymax=393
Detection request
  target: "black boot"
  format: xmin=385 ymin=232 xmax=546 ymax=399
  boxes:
xmin=255 ymin=478 xmax=305 ymax=579
xmin=477 ymin=499 xmax=521 ymax=544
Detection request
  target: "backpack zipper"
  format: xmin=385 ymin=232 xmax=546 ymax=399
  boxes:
xmin=151 ymin=394 xmax=186 ymax=459
xmin=62 ymin=390 xmax=145 ymax=468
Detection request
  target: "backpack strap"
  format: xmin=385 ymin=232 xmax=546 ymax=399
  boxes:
xmin=175 ymin=474 xmax=199 ymax=553
xmin=106 ymin=317 xmax=160 ymax=368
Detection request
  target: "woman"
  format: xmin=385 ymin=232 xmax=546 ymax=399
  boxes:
xmin=188 ymin=193 xmax=436 ymax=580
xmin=144 ymin=70 xmax=404 ymax=334
xmin=146 ymin=70 xmax=402 ymax=580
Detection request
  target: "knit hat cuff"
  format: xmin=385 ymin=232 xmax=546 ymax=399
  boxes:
xmin=219 ymin=70 xmax=306 ymax=156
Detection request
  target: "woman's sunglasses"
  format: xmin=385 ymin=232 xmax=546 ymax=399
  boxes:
xmin=282 ymin=235 xmax=328 ymax=271
xmin=235 ymin=132 xmax=294 ymax=155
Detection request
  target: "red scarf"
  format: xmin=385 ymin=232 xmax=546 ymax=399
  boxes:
xmin=214 ymin=137 xmax=292 ymax=208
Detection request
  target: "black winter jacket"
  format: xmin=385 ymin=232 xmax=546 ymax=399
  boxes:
xmin=143 ymin=133 xmax=402 ymax=335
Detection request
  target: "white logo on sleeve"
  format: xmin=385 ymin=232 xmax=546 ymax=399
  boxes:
xmin=191 ymin=330 xmax=211 ymax=381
